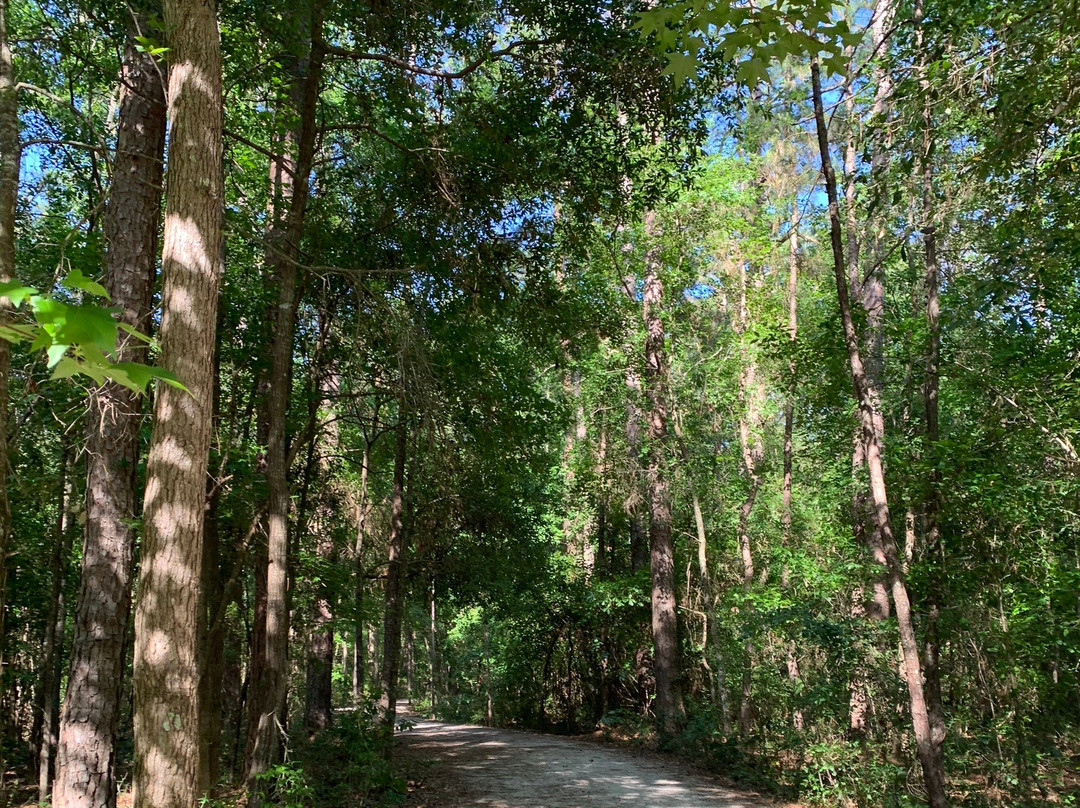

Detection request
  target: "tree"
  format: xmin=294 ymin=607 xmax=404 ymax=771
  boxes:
xmin=130 ymin=0 xmax=223 ymax=802
xmin=53 ymin=17 xmax=166 ymax=807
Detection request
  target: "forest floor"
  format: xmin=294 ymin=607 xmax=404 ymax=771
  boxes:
xmin=396 ymin=713 xmax=778 ymax=808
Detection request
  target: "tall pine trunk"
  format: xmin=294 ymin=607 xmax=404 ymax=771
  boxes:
xmin=353 ymin=438 xmax=372 ymax=705
xmin=37 ymin=445 xmax=71 ymax=800
xmin=131 ymin=0 xmax=223 ymax=801
xmin=0 ymin=0 xmax=18 ymax=787
xmin=54 ymin=21 xmax=166 ymax=808
xmin=782 ymin=211 xmax=803 ymax=731
xmin=376 ymin=412 xmax=409 ymax=749
xmin=642 ymin=211 xmax=684 ymax=740
xmin=244 ymin=10 xmax=324 ymax=798
xmin=810 ymin=56 xmax=948 ymax=808
xmin=917 ymin=0 xmax=948 ymax=786
xmin=735 ymin=254 xmax=762 ymax=737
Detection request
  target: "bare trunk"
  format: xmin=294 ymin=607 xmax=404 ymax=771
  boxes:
xmin=642 ymin=212 xmax=684 ymax=740
xmin=783 ymin=212 xmax=804 ymax=731
xmin=199 ymin=481 xmax=225 ymax=791
xmin=56 ymin=21 xmax=166 ymax=808
xmin=37 ymin=446 xmax=72 ymax=801
xmin=810 ymin=56 xmax=948 ymax=808
xmin=376 ymin=413 xmax=409 ymax=747
xmin=735 ymin=255 xmax=762 ymax=737
xmin=304 ymin=496 xmax=335 ymax=733
xmin=245 ymin=13 xmax=324 ymax=798
xmin=621 ymin=277 xmax=649 ymax=572
xmin=917 ymin=0 xmax=948 ymax=788
xmin=131 ymin=0 xmax=223 ymax=800
xmin=304 ymin=574 xmax=334 ymax=732
xmin=353 ymin=441 xmax=371 ymax=705
xmin=428 ymin=583 xmax=438 ymax=715
xmin=0 ymin=0 xmax=18 ymax=790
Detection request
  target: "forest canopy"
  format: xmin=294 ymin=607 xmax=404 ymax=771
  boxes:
xmin=1 ymin=0 xmax=1078 ymax=806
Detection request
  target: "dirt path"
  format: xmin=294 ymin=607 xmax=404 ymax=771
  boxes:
xmin=397 ymin=715 xmax=768 ymax=808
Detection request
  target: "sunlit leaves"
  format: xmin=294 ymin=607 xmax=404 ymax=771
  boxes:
xmin=0 ymin=276 xmax=184 ymax=393
xmin=637 ymin=0 xmax=863 ymax=87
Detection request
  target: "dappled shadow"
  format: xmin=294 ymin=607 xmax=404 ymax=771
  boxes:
xmin=399 ymin=718 xmax=764 ymax=807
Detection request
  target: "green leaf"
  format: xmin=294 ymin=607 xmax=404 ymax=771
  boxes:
xmin=50 ymin=356 xmax=85 ymax=381
xmin=46 ymin=343 xmax=69 ymax=368
xmin=0 ymin=279 xmax=37 ymax=306
xmin=62 ymin=268 xmax=110 ymax=299
xmin=0 ymin=323 xmax=36 ymax=343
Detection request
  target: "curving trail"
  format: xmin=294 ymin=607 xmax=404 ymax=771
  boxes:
xmin=397 ymin=714 xmax=768 ymax=808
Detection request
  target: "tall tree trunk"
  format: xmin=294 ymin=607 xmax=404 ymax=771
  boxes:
xmin=782 ymin=212 xmax=804 ymax=731
xmin=37 ymin=445 xmax=72 ymax=801
xmin=810 ymin=56 xmax=949 ymax=808
xmin=55 ymin=20 xmax=167 ymax=808
xmin=621 ymin=277 xmax=649 ymax=572
xmin=131 ymin=0 xmax=223 ymax=799
xmin=131 ymin=0 xmax=223 ymax=801
xmin=244 ymin=11 xmax=324 ymax=798
xmin=0 ymin=0 xmax=18 ymax=789
xmin=428 ymin=582 xmax=438 ymax=716
xmin=199 ymin=480 xmax=225 ymax=791
xmin=376 ymin=412 xmax=409 ymax=750
xmin=916 ymin=0 xmax=948 ymax=787
xmin=735 ymin=254 xmax=762 ymax=737
xmin=304 ymin=525 xmax=334 ymax=732
xmin=846 ymin=0 xmax=895 ymax=735
xmin=642 ymin=211 xmax=684 ymax=741
xmin=353 ymin=438 xmax=372 ymax=705
xmin=302 ymin=366 xmax=337 ymax=733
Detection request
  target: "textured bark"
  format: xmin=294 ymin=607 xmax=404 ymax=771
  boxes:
xmin=377 ymin=415 xmax=409 ymax=748
xmin=199 ymin=344 xmax=231 ymax=796
xmin=734 ymin=255 xmax=762 ymax=737
xmin=428 ymin=583 xmax=438 ymax=715
xmin=810 ymin=56 xmax=948 ymax=808
xmin=199 ymin=481 xmax=225 ymax=791
xmin=782 ymin=213 xmax=804 ymax=732
xmin=916 ymin=0 xmax=948 ymax=788
xmin=131 ymin=0 xmax=223 ymax=801
xmin=353 ymin=438 xmax=372 ymax=705
xmin=642 ymin=211 xmax=684 ymax=740
xmin=244 ymin=11 xmax=324 ymax=798
xmin=37 ymin=447 xmax=71 ymax=801
xmin=55 ymin=21 xmax=166 ymax=808
xmin=304 ymin=537 xmax=334 ymax=732
xmin=621 ymin=277 xmax=648 ymax=572
xmin=849 ymin=0 xmax=894 ymax=628
xmin=0 ymin=0 xmax=18 ymax=785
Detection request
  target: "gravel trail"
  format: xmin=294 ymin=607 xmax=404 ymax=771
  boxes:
xmin=397 ymin=715 xmax=768 ymax=808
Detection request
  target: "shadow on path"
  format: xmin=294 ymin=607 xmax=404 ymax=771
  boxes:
xmin=397 ymin=710 xmax=766 ymax=808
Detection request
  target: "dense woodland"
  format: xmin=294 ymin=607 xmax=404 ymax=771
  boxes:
xmin=0 ymin=0 xmax=1078 ymax=806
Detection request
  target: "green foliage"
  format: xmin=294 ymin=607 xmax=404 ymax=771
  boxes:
xmin=638 ymin=0 xmax=863 ymax=87
xmin=0 ymin=276 xmax=183 ymax=392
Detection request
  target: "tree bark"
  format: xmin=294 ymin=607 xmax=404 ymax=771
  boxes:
xmin=916 ymin=0 xmax=948 ymax=788
xmin=244 ymin=10 xmax=324 ymax=798
xmin=0 ymin=0 xmax=18 ymax=789
xmin=37 ymin=445 xmax=72 ymax=801
xmin=735 ymin=253 xmax=762 ymax=737
xmin=55 ymin=20 xmax=166 ymax=808
xmin=642 ymin=211 xmax=684 ymax=741
xmin=352 ymin=439 xmax=372 ymax=705
xmin=621 ymin=277 xmax=649 ymax=572
xmin=810 ymin=55 xmax=948 ymax=808
xmin=304 ymin=528 xmax=334 ymax=732
xmin=782 ymin=211 xmax=804 ymax=731
xmin=130 ymin=0 xmax=223 ymax=801
xmin=376 ymin=412 xmax=409 ymax=750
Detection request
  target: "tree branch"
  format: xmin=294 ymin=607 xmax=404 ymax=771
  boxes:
xmin=323 ymin=37 xmax=554 ymax=80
